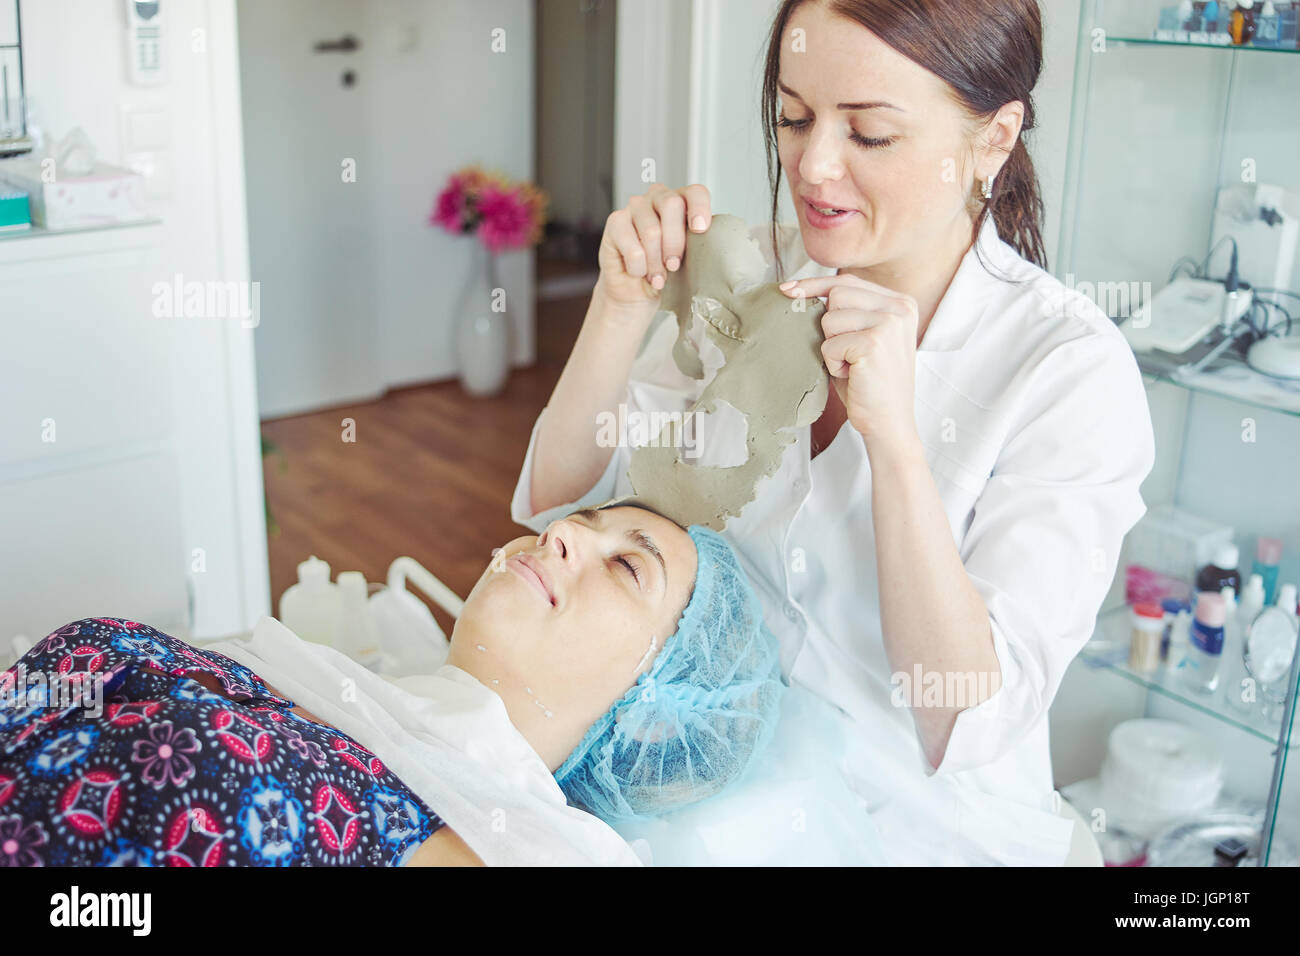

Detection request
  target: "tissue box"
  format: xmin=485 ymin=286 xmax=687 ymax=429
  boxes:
xmin=0 ymin=157 xmax=148 ymax=229
xmin=0 ymin=185 xmax=30 ymax=233
xmin=1124 ymin=505 xmax=1234 ymax=588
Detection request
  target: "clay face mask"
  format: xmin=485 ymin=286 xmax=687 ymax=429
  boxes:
xmin=625 ymin=214 xmax=829 ymax=530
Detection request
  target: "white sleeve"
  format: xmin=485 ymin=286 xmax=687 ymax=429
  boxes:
xmin=509 ymin=314 xmax=700 ymax=534
xmin=928 ymin=331 xmax=1155 ymax=776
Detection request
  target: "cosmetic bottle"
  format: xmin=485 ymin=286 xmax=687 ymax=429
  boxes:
xmin=1251 ymin=536 xmax=1282 ymax=605
xmin=1205 ymin=0 xmax=1222 ymax=30
xmin=1279 ymin=582 xmax=1300 ymax=624
xmin=1182 ymin=591 xmax=1226 ymax=694
xmin=1223 ymin=575 xmax=1266 ymax=714
xmin=1168 ymin=606 xmax=1194 ymax=671
xmin=337 ymin=571 xmax=382 ymax=668
xmin=1196 ymin=542 xmax=1242 ymax=595
xmin=1231 ymin=0 xmax=1260 ymax=42
xmin=1159 ymin=596 xmax=1191 ymax=662
xmin=1130 ymin=602 xmax=1166 ymax=675
xmin=279 ymin=555 xmax=341 ymax=648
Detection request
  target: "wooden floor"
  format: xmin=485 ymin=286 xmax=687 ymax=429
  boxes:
xmin=260 ymin=288 xmax=587 ymax=637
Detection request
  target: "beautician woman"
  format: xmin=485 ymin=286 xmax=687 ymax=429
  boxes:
xmin=512 ymin=0 xmax=1155 ymax=865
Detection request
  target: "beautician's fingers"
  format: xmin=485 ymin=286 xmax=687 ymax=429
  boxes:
xmin=821 ymin=330 xmax=875 ymax=378
xmin=601 ymin=208 xmax=649 ymax=279
xmin=779 ymin=271 xmax=913 ymax=303
xmin=820 ymin=307 xmax=890 ymax=338
xmin=784 ymin=283 xmax=914 ymax=325
xmin=678 ymin=184 xmax=713 ymax=237
xmin=780 ymin=274 xmax=919 ymax=320
xmin=650 ymin=188 xmax=688 ymax=272
xmin=627 ymin=193 xmax=667 ymax=291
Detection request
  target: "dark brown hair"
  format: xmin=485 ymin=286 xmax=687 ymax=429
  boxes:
xmin=760 ymin=0 xmax=1047 ymax=277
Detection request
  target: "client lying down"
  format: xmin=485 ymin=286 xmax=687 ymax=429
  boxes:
xmin=0 ymin=502 xmax=783 ymax=866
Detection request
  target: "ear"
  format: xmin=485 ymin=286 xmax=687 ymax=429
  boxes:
xmin=977 ymin=100 xmax=1025 ymax=181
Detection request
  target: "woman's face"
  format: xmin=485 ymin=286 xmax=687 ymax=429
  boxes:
xmin=449 ymin=506 xmax=697 ymax=728
xmin=777 ymin=1 xmax=983 ymax=272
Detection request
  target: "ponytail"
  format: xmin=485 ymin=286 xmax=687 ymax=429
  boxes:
xmin=983 ymin=134 xmax=1046 ymax=271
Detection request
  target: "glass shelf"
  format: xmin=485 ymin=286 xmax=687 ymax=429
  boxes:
xmin=1130 ymin=338 xmax=1300 ymax=419
xmin=1110 ymin=36 xmax=1300 ymax=55
xmin=0 ymin=218 xmax=162 ymax=243
xmin=1081 ymin=606 xmax=1298 ymax=749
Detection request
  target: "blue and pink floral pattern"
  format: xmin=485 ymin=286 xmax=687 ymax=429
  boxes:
xmin=0 ymin=618 xmax=444 ymax=866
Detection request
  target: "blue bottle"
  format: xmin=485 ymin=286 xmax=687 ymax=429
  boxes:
xmin=1251 ymin=536 xmax=1282 ymax=607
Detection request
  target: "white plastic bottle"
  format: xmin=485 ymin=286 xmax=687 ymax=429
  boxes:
xmin=1278 ymin=583 xmax=1299 ymax=624
xmin=1217 ymin=585 xmax=1242 ymax=711
xmin=279 ymin=555 xmax=341 ymax=647
xmin=1239 ymin=574 xmax=1267 ymax=632
xmin=337 ymin=571 xmax=381 ymax=668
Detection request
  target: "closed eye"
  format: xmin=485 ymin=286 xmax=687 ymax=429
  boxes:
xmin=776 ymin=114 xmax=894 ymax=149
xmin=617 ymin=555 xmax=642 ymax=587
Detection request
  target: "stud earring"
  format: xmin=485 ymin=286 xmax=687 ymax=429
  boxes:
xmin=981 ymin=176 xmax=994 ymax=200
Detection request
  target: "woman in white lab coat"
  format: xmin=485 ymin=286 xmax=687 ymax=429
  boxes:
xmin=512 ymin=0 xmax=1156 ymax=864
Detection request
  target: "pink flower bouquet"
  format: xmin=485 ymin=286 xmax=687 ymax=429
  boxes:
xmin=430 ymin=166 xmax=548 ymax=253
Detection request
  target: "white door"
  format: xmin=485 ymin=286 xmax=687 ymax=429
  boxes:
xmin=236 ymin=0 xmax=380 ymax=418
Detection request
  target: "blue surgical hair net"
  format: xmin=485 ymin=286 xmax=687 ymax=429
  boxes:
xmin=554 ymin=523 xmax=785 ymax=823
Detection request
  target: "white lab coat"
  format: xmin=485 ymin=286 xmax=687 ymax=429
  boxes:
xmin=510 ymin=216 xmax=1156 ymax=865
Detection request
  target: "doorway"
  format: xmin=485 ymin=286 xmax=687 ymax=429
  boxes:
xmin=534 ymin=0 xmax=615 ymax=303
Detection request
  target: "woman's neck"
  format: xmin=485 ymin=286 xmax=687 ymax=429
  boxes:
xmin=444 ymin=644 xmax=589 ymax=775
xmin=836 ymin=211 xmax=976 ymax=342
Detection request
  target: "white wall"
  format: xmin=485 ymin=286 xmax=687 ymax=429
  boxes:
xmin=0 ymin=0 xmax=267 ymax=642
xmin=612 ymin=0 xmax=693 ymax=214
xmin=239 ymin=0 xmax=536 ymax=417
xmin=366 ymin=0 xmax=536 ymax=389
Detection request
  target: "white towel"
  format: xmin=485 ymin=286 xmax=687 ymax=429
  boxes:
xmin=206 ymin=616 xmax=642 ymax=866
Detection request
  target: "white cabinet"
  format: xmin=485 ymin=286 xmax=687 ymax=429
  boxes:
xmin=0 ymin=223 xmax=190 ymax=645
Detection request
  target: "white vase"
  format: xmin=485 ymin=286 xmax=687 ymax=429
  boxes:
xmin=455 ymin=246 xmax=510 ymax=397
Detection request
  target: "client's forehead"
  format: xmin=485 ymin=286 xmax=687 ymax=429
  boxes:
xmin=595 ymin=504 xmax=685 ymax=545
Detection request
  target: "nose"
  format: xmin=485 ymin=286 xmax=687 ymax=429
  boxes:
xmin=538 ymin=517 xmax=593 ymax=568
xmin=797 ymin=121 xmax=846 ymax=187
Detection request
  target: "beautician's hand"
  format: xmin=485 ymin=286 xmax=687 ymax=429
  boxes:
xmin=597 ymin=183 xmax=712 ymax=313
xmin=779 ymin=274 xmax=920 ymax=450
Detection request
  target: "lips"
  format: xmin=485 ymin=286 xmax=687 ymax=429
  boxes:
xmin=802 ymin=198 xmax=858 ymax=229
xmin=509 ymin=553 xmax=555 ymax=606
xmin=801 ymin=195 xmax=856 ymax=213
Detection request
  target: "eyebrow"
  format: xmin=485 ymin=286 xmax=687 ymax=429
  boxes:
xmin=778 ymin=81 xmax=904 ymax=112
xmin=576 ymin=508 xmax=668 ymax=596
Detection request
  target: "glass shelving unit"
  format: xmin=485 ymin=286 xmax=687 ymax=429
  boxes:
xmin=1058 ymin=0 xmax=1300 ymax=867
xmin=1109 ymin=36 xmax=1300 ymax=53
xmin=1081 ymin=606 xmax=1298 ymax=749
xmin=0 ymin=0 xmax=31 ymax=157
